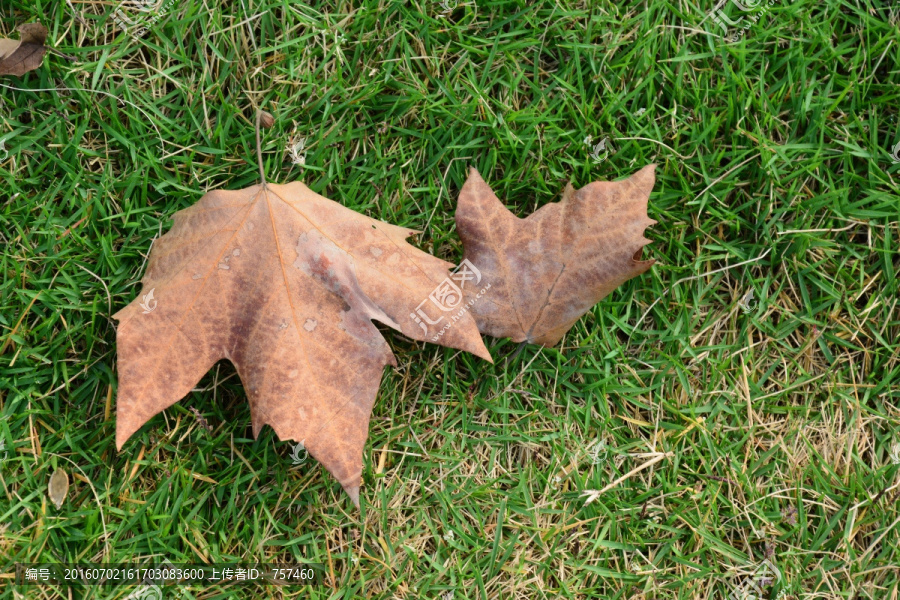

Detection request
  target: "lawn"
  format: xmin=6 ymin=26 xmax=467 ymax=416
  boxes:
xmin=1 ymin=0 xmax=899 ymax=599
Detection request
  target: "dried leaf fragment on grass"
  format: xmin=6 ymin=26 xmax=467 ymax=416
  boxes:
xmin=48 ymin=468 xmax=68 ymax=509
xmin=456 ymin=165 xmax=657 ymax=345
xmin=258 ymin=110 xmax=275 ymax=129
xmin=0 ymin=22 xmax=48 ymax=76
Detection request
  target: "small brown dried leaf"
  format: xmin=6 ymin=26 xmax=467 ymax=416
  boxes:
xmin=456 ymin=165 xmax=657 ymax=345
xmin=258 ymin=110 xmax=275 ymax=129
xmin=48 ymin=468 xmax=68 ymax=509
xmin=0 ymin=22 xmax=48 ymax=77
xmin=190 ymin=407 xmax=212 ymax=432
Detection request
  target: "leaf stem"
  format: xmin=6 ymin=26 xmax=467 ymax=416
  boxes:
xmin=255 ymin=109 xmax=267 ymax=188
xmin=504 ymin=341 xmax=527 ymax=365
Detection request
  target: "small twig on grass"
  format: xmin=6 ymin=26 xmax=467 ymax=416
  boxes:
xmin=75 ymin=263 xmax=112 ymax=318
xmin=0 ymin=292 xmax=41 ymax=356
xmin=582 ymin=452 xmax=672 ymax=504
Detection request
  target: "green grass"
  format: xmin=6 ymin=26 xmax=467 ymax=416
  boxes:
xmin=2 ymin=0 xmax=899 ymax=598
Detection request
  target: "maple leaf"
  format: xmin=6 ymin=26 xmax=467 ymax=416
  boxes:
xmin=115 ymin=147 xmax=491 ymax=506
xmin=0 ymin=22 xmax=48 ymax=77
xmin=455 ymin=165 xmax=657 ymax=345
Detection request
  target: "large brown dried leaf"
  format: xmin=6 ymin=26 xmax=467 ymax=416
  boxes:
xmin=0 ymin=22 xmax=48 ymax=76
xmin=456 ymin=165 xmax=657 ymax=345
xmin=114 ymin=182 xmax=491 ymax=507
